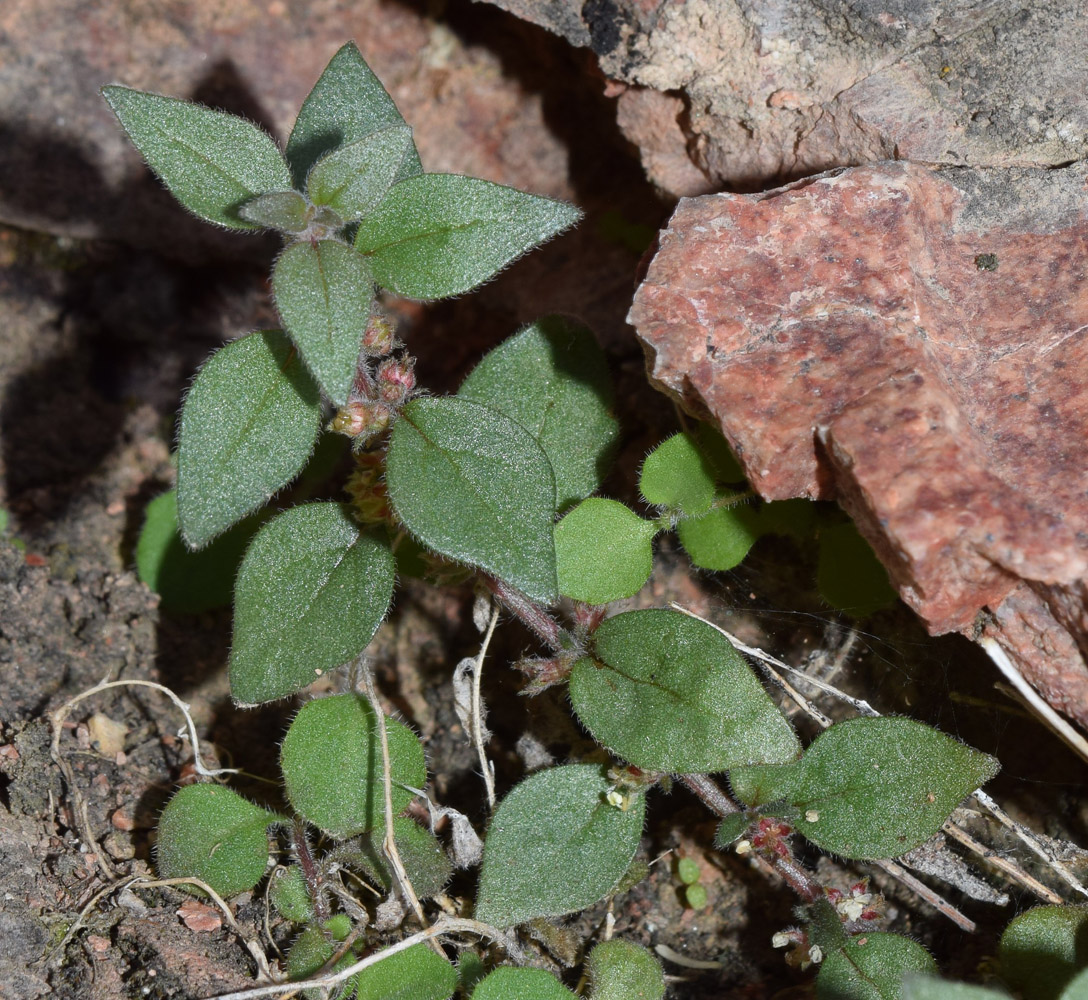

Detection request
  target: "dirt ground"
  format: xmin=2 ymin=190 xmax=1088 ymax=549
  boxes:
xmin=2 ymin=2 xmax=1087 ymax=998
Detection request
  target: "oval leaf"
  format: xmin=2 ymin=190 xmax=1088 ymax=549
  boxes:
xmin=472 ymin=968 xmax=577 ymax=1000
xmin=280 ymin=694 xmax=426 ymax=838
xmin=475 ymin=764 xmax=645 ymax=928
xmin=350 ymin=815 xmax=453 ymax=901
xmin=354 ymin=943 xmax=457 ymax=1000
xmin=272 ymin=240 xmax=373 ymax=406
xmin=676 ymin=502 xmax=763 ymax=572
xmin=817 ymin=933 xmax=937 ymax=1000
xmin=902 ymin=977 xmax=1009 ymax=1000
xmin=286 ymin=41 xmax=422 ymax=188
xmin=587 ymin=940 xmax=665 ymax=1000
xmin=459 ymin=316 xmax=619 ymax=509
xmin=307 ymin=125 xmax=414 ymax=220
xmin=136 ymin=490 xmax=260 ymax=612
xmin=730 ymin=717 xmax=1000 ymax=860
xmin=640 ymin=432 xmax=717 ymax=515
xmin=570 ymin=609 xmax=800 ymax=774
xmin=386 ymin=397 xmax=558 ymax=603
xmin=101 ymin=86 xmax=291 ymax=229
xmin=230 ymin=503 xmax=395 ymax=705
xmin=355 ymin=174 xmax=582 ymax=300
xmin=156 ymin=784 xmax=284 ymax=898
xmin=239 ymin=190 xmax=312 ymax=232
xmin=177 ymin=329 xmax=322 ymax=548
xmin=999 ymin=905 xmax=1088 ymax=1000
xmin=555 ymin=499 xmax=657 ymax=604
xmin=287 ymin=926 xmax=356 ymax=999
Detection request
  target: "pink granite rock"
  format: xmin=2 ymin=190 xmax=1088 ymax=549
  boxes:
xmin=629 ymin=160 xmax=1088 ymax=726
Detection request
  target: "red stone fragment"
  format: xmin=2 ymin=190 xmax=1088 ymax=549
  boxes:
xmin=629 ymin=160 xmax=1088 ymax=727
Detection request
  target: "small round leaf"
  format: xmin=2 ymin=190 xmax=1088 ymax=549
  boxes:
xmin=587 ymin=940 xmax=665 ymax=1000
xmin=817 ymin=933 xmax=937 ymax=1000
xmin=354 ymin=943 xmax=457 ymax=1000
xmin=999 ymin=905 xmax=1088 ymax=1000
xmin=676 ymin=502 xmax=763 ymax=572
xmin=555 ymin=499 xmax=657 ymax=604
xmin=471 ymin=967 xmax=577 ymax=1000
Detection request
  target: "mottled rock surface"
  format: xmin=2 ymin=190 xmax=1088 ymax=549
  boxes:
xmin=485 ymin=0 xmax=1088 ymax=195
xmin=629 ymin=160 xmax=1088 ymax=725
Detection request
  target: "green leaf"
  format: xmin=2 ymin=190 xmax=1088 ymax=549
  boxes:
xmin=177 ymin=329 xmax=323 ymax=548
xmin=818 ymin=520 xmax=898 ymax=618
xmin=817 ymin=933 xmax=937 ymax=1000
xmin=640 ymin=432 xmax=717 ymax=515
xmin=238 ymin=190 xmax=313 ymax=232
xmin=999 ymin=905 xmax=1088 ymax=1000
xmin=902 ymin=976 xmax=1010 ymax=1000
xmin=136 ymin=490 xmax=260 ymax=613
xmin=307 ymin=125 xmax=414 ymax=220
xmin=555 ymin=499 xmax=656 ymax=604
xmin=286 ymin=41 xmax=422 ymax=188
xmin=280 ymin=694 xmax=426 ymax=838
xmin=272 ymin=240 xmax=373 ymax=406
xmin=286 ymin=926 xmax=355 ymax=1000
xmin=1062 ymin=968 xmax=1088 ymax=1000
xmin=587 ymin=940 xmax=665 ymax=1000
xmin=471 ymin=967 xmax=577 ymax=1000
xmin=475 ymin=764 xmax=646 ymax=928
xmin=156 ymin=784 xmax=284 ymax=898
xmin=230 ymin=503 xmax=395 ymax=705
xmin=570 ymin=609 xmax=800 ymax=774
xmin=729 ymin=717 xmax=1000 ymax=860
xmin=269 ymin=866 xmax=314 ymax=924
xmin=101 ymin=86 xmax=291 ymax=229
xmin=676 ymin=502 xmax=763 ymax=572
xmin=350 ymin=816 xmax=452 ymax=900
xmin=355 ymin=174 xmax=582 ymax=299
xmin=354 ymin=943 xmax=457 ymax=1000
xmin=458 ymin=316 xmax=619 ymax=509
xmin=457 ymin=952 xmax=487 ymax=997
xmin=714 ymin=813 xmax=752 ymax=850
xmin=386 ymin=397 xmax=558 ymax=603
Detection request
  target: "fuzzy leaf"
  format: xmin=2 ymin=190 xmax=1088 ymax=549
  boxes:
xmin=817 ymin=933 xmax=937 ymax=1000
xmin=730 ymin=717 xmax=1000 ymax=860
xmin=471 ymin=967 xmax=577 ymax=1000
xmin=156 ymin=784 xmax=284 ymax=898
xmin=818 ymin=521 xmax=898 ymax=618
xmin=286 ymin=926 xmax=355 ymax=1000
xmin=999 ymin=905 xmax=1088 ymax=1000
xmin=475 ymin=764 xmax=645 ymax=928
xmin=286 ymin=41 xmax=422 ymax=188
xmin=136 ymin=490 xmax=261 ymax=613
xmin=101 ymin=86 xmax=290 ymax=229
xmin=280 ymin=694 xmax=426 ymax=838
xmin=354 ymin=944 xmax=457 ymax=1000
xmin=351 ymin=816 xmax=453 ymax=900
xmin=676 ymin=502 xmax=763 ymax=572
xmin=177 ymin=329 xmax=322 ymax=548
xmin=902 ymin=977 xmax=1009 ymax=1000
xmin=238 ymin=190 xmax=312 ymax=232
xmin=272 ymin=240 xmax=373 ymax=406
xmin=714 ymin=813 xmax=752 ymax=850
xmin=269 ymin=866 xmax=314 ymax=924
xmin=570 ymin=609 xmax=800 ymax=774
xmin=307 ymin=125 xmax=414 ymax=220
xmin=230 ymin=503 xmax=395 ymax=705
xmin=386 ymin=397 xmax=558 ymax=603
xmin=355 ymin=174 xmax=581 ymax=299
xmin=555 ymin=499 xmax=657 ymax=604
xmin=587 ymin=940 xmax=665 ymax=1000
xmin=458 ymin=317 xmax=618 ymax=509
xmin=641 ymin=433 xmax=716 ymax=515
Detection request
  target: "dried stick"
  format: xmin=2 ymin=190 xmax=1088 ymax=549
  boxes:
xmin=472 ymin=604 xmax=501 ymax=810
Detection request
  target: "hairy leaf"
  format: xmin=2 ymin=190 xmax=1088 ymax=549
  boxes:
xmin=286 ymin=926 xmax=356 ymax=1000
xmin=280 ymin=694 xmax=426 ymax=838
xmin=177 ymin=330 xmax=322 ymax=548
xmin=269 ymin=866 xmax=314 ymax=924
xmin=156 ymin=784 xmax=284 ymax=898
xmin=999 ymin=905 xmax=1088 ymax=1000
xmin=386 ymin=397 xmax=558 ymax=603
xmin=137 ymin=490 xmax=261 ymax=613
xmin=571 ymin=609 xmax=800 ymax=773
xmin=238 ymin=190 xmax=312 ymax=232
xmin=641 ymin=432 xmax=717 ymax=515
xmin=676 ymin=502 xmax=763 ymax=572
xmin=475 ymin=764 xmax=645 ymax=928
xmin=730 ymin=717 xmax=1000 ymax=860
xmin=587 ymin=940 xmax=665 ymax=1000
xmin=355 ymin=174 xmax=581 ymax=299
xmin=817 ymin=933 xmax=937 ymax=1000
xmin=555 ymin=499 xmax=657 ymax=604
xmin=307 ymin=125 xmax=414 ymax=221
xmin=230 ymin=503 xmax=394 ymax=705
xmin=901 ymin=977 xmax=1009 ymax=1000
xmin=101 ymin=86 xmax=290 ymax=229
xmin=286 ymin=41 xmax=422 ymax=187
xmin=351 ymin=816 xmax=452 ymax=900
xmin=459 ymin=316 xmax=618 ymax=509
xmin=354 ymin=944 xmax=457 ymax=1000
xmin=471 ymin=967 xmax=577 ymax=1000
xmin=272 ymin=240 xmax=373 ymax=406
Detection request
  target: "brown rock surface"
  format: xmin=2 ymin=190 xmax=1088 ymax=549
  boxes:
xmin=485 ymin=0 xmax=1088 ymax=195
xmin=629 ymin=160 xmax=1088 ymax=726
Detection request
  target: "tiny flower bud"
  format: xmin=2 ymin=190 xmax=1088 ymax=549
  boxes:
xmin=376 ymin=356 xmax=416 ymax=404
xmin=808 ymin=946 xmax=823 ymax=964
xmin=362 ymin=314 xmax=397 ymax=356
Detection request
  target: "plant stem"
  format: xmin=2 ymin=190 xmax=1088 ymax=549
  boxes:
xmin=292 ymin=818 xmax=329 ymax=923
xmin=483 ymin=575 xmax=569 ymax=651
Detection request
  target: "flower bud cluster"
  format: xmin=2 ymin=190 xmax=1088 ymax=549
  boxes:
xmin=344 ymin=450 xmax=392 ymax=527
xmin=826 ymin=879 xmax=882 ymax=926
